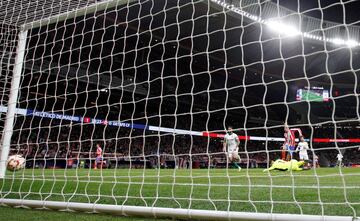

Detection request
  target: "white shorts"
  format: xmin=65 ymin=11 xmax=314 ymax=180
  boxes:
xmin=228 ymin=149 xmax=239 ymax=158
xmin=299 ymin=153 xmax=309 ymax=161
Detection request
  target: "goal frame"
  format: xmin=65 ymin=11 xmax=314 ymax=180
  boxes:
xmin=0 ymin=30 xmax=27 ymax=178
xmin=0 ymin=198 xmax=355 ymax=221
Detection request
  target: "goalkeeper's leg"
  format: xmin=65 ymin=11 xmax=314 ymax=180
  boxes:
xmin=263 ymin=161 xmax=276 ymax=172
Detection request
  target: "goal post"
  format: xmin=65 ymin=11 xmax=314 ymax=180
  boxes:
xmin=1 ymin=0 xmax=360 ymax=220
xmin=0 ymin=30 xmax=27 ymax=179
xmin=0 ymin=198 xmax=354 ymax=221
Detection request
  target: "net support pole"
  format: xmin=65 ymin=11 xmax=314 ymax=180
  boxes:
xmin=0 ymin=199 xmax=357 ymax=221
xmin=0 ymin=30 xmax=27 ymax=178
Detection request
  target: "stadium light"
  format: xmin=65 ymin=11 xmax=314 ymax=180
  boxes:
xmin=266 ymin=21 xmax=301 ymax=37
xmin=345 ymin=39 xmax=359 ymax=47
xmin=210 ymin=0 xmax=360 ymax=48
xmin=328 ymin=38 xmax=359 ymax=47
xmin=331 ymin=38 xmax=345 ymax=45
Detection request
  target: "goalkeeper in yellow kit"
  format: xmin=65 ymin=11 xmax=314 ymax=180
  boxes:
xmin=263 ymin=159 xmax=305 ymax=172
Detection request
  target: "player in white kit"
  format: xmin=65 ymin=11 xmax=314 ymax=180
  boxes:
xmin=336 ymin=153 xmax=343 ymax=167
xmin=223 ymin=126 xmax=241 ymax=171
xmin=296 ymin=136 xmax=309 ymax=167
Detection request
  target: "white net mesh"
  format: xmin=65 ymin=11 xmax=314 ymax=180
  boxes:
xmin=1 ymin=0 xmax=360 ymax=219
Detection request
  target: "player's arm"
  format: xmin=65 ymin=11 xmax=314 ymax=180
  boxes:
xmin=290 ymin=128 xmax=302 ymax=136
xmin=304 ymin=142 xmax=309 ymax=150
xmin=234 ymin=135 xmax=240 ymax=152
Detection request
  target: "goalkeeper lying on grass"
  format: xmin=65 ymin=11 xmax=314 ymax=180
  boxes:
xmin=263 ymin=159 xmax=306 ymax=172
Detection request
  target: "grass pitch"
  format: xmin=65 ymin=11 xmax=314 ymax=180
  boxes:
xmin=0 ymin=206 xmax=171 ymax=221
xmin=1 ymin=167 xmax=360 ymax=220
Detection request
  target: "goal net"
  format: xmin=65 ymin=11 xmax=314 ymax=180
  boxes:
xmin=1 ymin=0 xmax=360 ymax=220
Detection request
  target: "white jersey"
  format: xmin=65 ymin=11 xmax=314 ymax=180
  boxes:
xmin=224 ymin=133 xmax=239 ymax=152
xmin=296 ymin=142 xmax=309 ymax=155
xmin=337 ymin=154 xmax=343 ymax=161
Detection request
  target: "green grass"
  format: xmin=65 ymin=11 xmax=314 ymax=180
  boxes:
xmin=1 ymin=168 xmax=360 ymax=220
xmin=0 ymin=206 xmax=171 ymax=221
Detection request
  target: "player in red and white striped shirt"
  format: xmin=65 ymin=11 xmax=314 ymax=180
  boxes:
xmin=283 ymin=124 xmax=302 ymax=161
xmin=94 ymin=143 xmax=103 ymax=169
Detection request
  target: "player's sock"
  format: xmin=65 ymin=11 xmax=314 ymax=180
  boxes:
xmin=233 ymin=162 xmax=240 ymax=169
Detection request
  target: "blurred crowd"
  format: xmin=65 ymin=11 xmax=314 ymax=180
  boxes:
xmin=8 ymin=117 xmax=360 ymax=168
